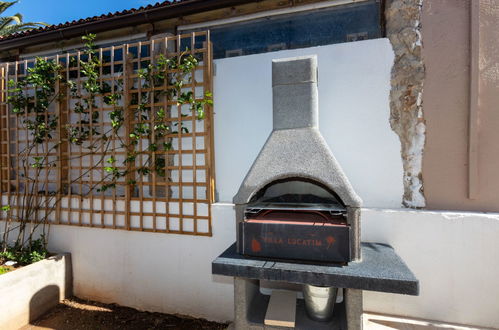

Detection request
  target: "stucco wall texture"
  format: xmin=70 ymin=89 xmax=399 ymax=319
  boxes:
xmin=422 ymin=0 xmax=499 ymax=212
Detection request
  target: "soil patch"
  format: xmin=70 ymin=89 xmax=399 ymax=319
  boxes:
xmin=22 ymin=298 xmax=228 ymax=330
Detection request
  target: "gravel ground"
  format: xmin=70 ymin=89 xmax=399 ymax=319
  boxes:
xmin=21 ymin=298 xmax=228 ymax=330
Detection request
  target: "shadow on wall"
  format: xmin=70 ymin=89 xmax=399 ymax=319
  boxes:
xmin=29 ymin=285 xmax=61 ymax=324
xmin=27 ymin=254 xmax=73 ymax=326
xmin=0 ymin=252 xmax=73 ymax=328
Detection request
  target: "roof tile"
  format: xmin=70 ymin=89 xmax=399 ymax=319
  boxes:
xmin=0 ymin=0 xmax=191 ymax=41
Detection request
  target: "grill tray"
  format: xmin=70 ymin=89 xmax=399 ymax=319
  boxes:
xmin=245 ymin=202 xmax=346 ymax=224
xmin=240 ymin=202 xmax=351 ymax=263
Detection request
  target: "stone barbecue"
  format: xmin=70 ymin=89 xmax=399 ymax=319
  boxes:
xmin=233 ymin=55 xmax=361 ymax=264
xmin=212 ymin=55 xmax=419 ymax=330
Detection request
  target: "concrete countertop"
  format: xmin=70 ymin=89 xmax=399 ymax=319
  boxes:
xmin=212 ymin=242 xmax=419 ymax=295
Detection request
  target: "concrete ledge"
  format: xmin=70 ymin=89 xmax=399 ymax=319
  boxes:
xmin=213 ymin=243 xmax=418 ymax=295
xmin=0 ymin=253 xmax=72 ymax=329
xmin=364 ymin=313 xmax=489 ymax=330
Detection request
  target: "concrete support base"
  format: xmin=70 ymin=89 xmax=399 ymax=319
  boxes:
xmin=233 ymin=277 xmax=363 ymax=330
xmin=345 ymin=289 xmax=363 ymax=330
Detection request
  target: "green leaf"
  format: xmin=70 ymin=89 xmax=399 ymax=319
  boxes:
xmin=148 ymin=143 xmax=158 ymax=152
xmin=163 ymin=142 xmax=172 ymax=151
xmin=104 ymin=166 xmax=115 ymax=173
xmin=156 ymin=108 xmax=165 ymax=119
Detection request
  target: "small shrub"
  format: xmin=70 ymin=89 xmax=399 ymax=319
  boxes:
xmin=0 ymin=238 xmax=48 ymax=266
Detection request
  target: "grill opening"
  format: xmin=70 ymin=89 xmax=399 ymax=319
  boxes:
xmin=239 ymin=178 xmax=351 ymax=263
xmin=246 ymin=178 xmax=347 ymax=225
xmin=250 ymin=178 xmax=345 ymax=205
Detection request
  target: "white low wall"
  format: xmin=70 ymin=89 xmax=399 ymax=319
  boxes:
xmin=44 ymin=206 xmax=499 ymax=328
xmin=362 ymin=209 xmax=499 ymax=329
xmin=47 ymin=203 xmax=237 ymax=322
xmin=0 ymin=253 xmax=72 ymax=329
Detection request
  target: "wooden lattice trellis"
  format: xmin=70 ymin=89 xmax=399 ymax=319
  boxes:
xmin=0 ymin=32 xmax=215 ymax=236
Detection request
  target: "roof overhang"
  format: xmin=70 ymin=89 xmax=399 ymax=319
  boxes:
xmin=0 ymin=0 xmax=257 ymax=52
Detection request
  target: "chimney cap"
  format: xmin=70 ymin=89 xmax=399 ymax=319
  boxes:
xmin=272 ymin=55 xmax=319 ymax=130
xmin=272 ymin=55 xmax=318 ymax=86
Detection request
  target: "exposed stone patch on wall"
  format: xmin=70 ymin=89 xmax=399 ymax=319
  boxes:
xmin=386 ymin=0 xmax=426 ymax=208
xmin=480 ymin=0 xmax=499 ymax=88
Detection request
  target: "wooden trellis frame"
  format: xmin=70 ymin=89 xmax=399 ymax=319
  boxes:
xmin=0 ymin=31 xmax=215 ymax=236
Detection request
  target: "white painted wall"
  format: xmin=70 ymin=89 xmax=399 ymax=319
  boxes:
xmin=213 ymin=38 xmax=403 ymax=208
xmin=43 ymin=207 xmax=499 ymax=328
xmin=361 ymin=209 xmax=499 ymax=329
xmin=47 ymin=203 xmax=237 ymax=322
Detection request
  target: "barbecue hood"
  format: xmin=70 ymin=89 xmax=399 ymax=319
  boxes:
xmin=233 ymin=55 xmax=362 ymax=209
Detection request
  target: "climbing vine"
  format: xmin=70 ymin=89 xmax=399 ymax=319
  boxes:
xmin=1 ymin=33 xmax=212 ymax=253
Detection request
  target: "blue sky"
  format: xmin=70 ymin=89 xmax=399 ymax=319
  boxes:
xmin=4 ymin=0 xmax=161 ymax=25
